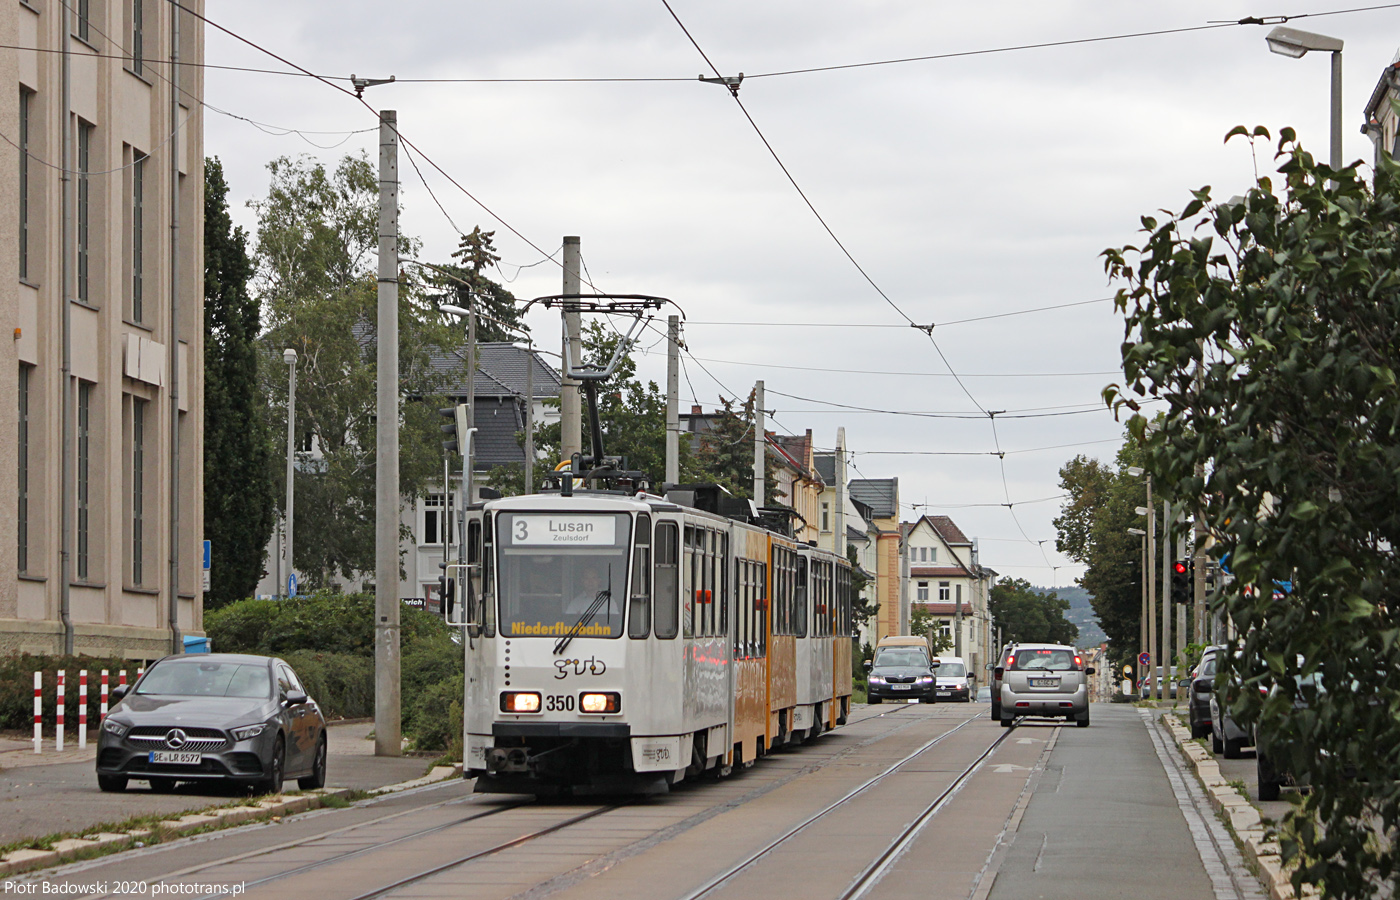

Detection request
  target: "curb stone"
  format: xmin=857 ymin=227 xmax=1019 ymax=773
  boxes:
xmin=1161 ymin=716 xmax=1310 ymax=900
xmin=0 ymin=763 xmax=463 ymax=878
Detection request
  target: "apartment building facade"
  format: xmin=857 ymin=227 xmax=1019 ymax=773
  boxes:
xmin=1 ymin=0 xmax=205 ymax=656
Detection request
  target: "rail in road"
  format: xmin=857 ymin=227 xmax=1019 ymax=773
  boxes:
xmin=15 ymin=704 xmax=1261 ymax=900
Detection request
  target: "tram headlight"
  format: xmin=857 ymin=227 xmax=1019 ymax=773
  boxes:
xmin=500 ymin=692 xmax=542 ymax=713
xmin=580 ymin=692 xmax=621 ymax=714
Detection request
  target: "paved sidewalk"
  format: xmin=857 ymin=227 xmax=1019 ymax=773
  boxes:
xmin=0 ymin=721 xmax=437 ymax=845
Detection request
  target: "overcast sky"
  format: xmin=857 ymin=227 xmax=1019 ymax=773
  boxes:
xmin=204 ymin=1 xmax=1400 ymax=588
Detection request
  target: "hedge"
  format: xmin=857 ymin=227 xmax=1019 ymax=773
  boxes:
xmin=0 ymin=654 xmax=135 ymax=731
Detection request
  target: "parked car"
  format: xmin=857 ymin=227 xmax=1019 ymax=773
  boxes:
xmin=989 ymin=642 xmax=1016 ymax=721
xmin=1209 ymin=664 xmax=1259 ymax=760
xmin=865 ymin=645 xmax=938 ymax=703
xmin=1187 ymin=646 xmax=1224 ymax=739
xmin=96 ymin=653 xmax=327 ymax=794
xmin=931 ymin=656 xmax=972 ymax=702
xmin=995 ymin=643 xmax=1094 ymax=728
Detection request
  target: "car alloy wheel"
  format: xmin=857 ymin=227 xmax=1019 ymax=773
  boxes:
xmin=298 ymin=735 xmax=328 ymax=790
xmin=257 ymin=736 xmax=285 ymax=795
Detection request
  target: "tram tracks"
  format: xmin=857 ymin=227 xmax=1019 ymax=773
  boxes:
xmin=66 ymin=705 xmax=992 ymax=900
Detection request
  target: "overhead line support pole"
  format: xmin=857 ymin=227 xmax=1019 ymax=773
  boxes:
xmin=374 ymin=109 xmax=402 ymax=757
xmin=665 ymin=316 xmax=679 ymax=486
xmin=560 ymin=237 xmax=582 ymax=463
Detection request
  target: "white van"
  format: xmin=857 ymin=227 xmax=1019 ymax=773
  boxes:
xmin=932 ymin=656 xmax=972 ymax=702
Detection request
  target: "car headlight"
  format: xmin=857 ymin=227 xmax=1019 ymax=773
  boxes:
xmin=101 ymin=719 xmax=128 ymax=737
xmin=868 ymin=676 xmax=885 ymax=684
xmin=918 ymin=676 xmax=934 ymax=684
xmin=232 ymin=724 xmax=268 ymax=741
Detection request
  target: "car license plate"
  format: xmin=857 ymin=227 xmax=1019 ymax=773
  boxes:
xmin=149 ymin=751 xmax=202 ymax=765
xmin=1030 ymin=678 xmax=1058 ymax=687
xmin=891 ymin=684 xmax=912 ymax=691
xmin=937 ymin=690 xmax=951 ymax=696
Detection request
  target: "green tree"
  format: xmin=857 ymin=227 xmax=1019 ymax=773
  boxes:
xmin=203 ymin=157 xmax=276 ymax=606
xmin=988 ymin=577 xmax=1078 ymax=646
xmin=908 ymin=605 xmax=954 ymax=654
xmin=1053 ymin=436 xmax=1147 ymax=668
xmin=1103 ymin=126 xmax=1400 ymax=898
xmin=252 ymin=153 xmax=456 ymax=587
xmin=488 ymin=320 xmax=695 ymax=494
xmin=693 ymin=392 xmax=778 ymax=505
xmin=425 ymin=227 xmax=527 ymax=342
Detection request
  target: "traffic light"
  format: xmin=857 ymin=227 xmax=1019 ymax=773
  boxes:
xmin=1171 ymin=559 xmax=1192 ymax=605
xmin=439 ymin=404 xmax=470 ymax=454
xmin=437 ymin=562 xmax=456 ymax=619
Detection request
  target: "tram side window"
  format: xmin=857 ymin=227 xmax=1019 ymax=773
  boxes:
xmin=654 ymin=522 xmax=679 ymax=639
xmin=755 ymin=561 xmax=768 ymax=656
xmin=735 ymin=559 xmax=748 ymax=658
xmin=794 ymin=556 xmax=808 ymax=638
xmin=837 ymin=564 xmax=851 ymax=637
xmin=629 ymin=513 xmax=652 ymax=639
xmin=683 ymin=526 xmax=696 ymax=638
xmin=719 ymin=533 xmax=729 ymax=637
xmin=812 ymin=561 xmax=827 ymax=638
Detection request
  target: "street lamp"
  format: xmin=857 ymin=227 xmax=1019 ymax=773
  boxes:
xmin=283 ymin=348 xmax=297 ymax=599
xmin=1265 ymin=25 xmax=1343 ymax=171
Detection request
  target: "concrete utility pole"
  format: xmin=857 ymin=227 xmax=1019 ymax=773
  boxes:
xmin=283 ymin=349 xmax=297 ymax=596
xmin=374 ymin=110 xmax=401 ymax=757
xmin=524 ymin=342 xmax=534 ymax=494
xmin=752 ymin=381 xmax=765 ymax=505
xmin=1161 ymin=499 xmax=1172 ymax=698
xmin=465 ymin=291 xmax=477 ymax=504
xmin=1146 ymin=477 xmax=1156 ymax=694
xmin=560 ymin=237 xmax=582 ymax=463
xmin=834 ymin=427 xmax=846 ymax=557
xmin=167 ymin=0 xmax=182 ymax=655
xmin=955 ymin=584 xmax=964 ymax=660
xmin=665 ymin=316 xmax=680 ymax=486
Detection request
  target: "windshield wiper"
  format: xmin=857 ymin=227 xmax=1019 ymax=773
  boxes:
xmin=553 ymin=566 xmax=613 ymax=655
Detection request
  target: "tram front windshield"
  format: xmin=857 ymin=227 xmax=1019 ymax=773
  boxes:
xmin=496 ymin=512 xmax=631 ymax=639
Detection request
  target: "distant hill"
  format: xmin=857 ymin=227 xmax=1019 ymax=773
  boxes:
xmin=1030 ymin=584 xmax=1106 ymax=649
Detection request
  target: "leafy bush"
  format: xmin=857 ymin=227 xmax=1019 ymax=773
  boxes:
xmin=280 ymin=651 xmax=374 ymax=720
xmin=0 ymin=654 xmax=134 ymax=730
xmin=204 ymin=590 xmax=449 ymax=657
xmin=404 ymin=674 xmax=463 ymax=753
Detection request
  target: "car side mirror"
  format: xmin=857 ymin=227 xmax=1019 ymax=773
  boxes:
xmin=863 ymin=660 xmax=872 ymax=671
xmin=1085 ymin=667 xmax=1096 ymax=675
xmin=284 ymin=690 xmax=308 ymax=707
xmin=110 ymin=685 xmax=128 ymax=702
xmin=930 ymin=660 xmax=940 ymax=668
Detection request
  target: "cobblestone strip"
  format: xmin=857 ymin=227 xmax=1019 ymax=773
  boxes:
xmin=1141 ymin=709 xmax=1268 ymax=900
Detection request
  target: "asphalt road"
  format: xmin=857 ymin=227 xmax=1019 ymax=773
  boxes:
xmin=0 ymin=722 xmax=433 ymax=844
xmin=7 ymin=702 xmax=1269 ymax=899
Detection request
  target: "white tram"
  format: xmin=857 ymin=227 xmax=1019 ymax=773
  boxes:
xmin=457 ymin=485 xmax=855 ymax=795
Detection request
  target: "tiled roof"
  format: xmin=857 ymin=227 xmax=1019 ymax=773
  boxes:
xmin=813 ymin=452 xmax=836 ymax=484
xmin=926 ymin=515 xmax=971 ymax=546
xmin=471 ymin=395 xmax=527 ymax=470
xmin=911 ymin=565 xmax=975 ymax=578
xmin=915 ymin=602 xmax=973 ymax=616
xmin=849 ymin=478 xmax=898 ymax=519
xmin=435 ymin=342 xmax=561 ymax=400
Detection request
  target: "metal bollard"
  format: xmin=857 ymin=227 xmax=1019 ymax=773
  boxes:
xmin=56 ymin=670 xmax=65 ymax=752
xmin=78 ymin=670 xmax=88 ymax=749
xmin=32 ymin=672 xmax=41 ymax=754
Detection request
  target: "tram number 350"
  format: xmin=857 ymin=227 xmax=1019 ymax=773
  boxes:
xmin=545 ymin=694 xmax=575 ymax=712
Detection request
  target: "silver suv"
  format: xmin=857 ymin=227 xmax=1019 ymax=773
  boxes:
xmin=995 ymin=643 xmax=1093 ymax=728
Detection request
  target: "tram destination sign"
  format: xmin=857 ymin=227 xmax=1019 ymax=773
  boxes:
xmin=510 ymin=514 xmax=617 ymax=546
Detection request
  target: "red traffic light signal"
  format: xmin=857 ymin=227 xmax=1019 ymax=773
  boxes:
xmin=1170 ymin=559 xmax=1191 ymax=604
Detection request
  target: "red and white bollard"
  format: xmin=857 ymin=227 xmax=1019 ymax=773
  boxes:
xmin=56 ymin=670 xmax=65 ymax=752
xmin=32 ymin=671 xmax=41 ymax=754
xmin=100 ymin=670 xmax=109 ymax=722
xmin=118 ymin=669 xmax=127 ymax=688
xmin=136 ymin=667 xmax=144 ymax=680
xmin=78 ymin=670 xmax=88 ymax=749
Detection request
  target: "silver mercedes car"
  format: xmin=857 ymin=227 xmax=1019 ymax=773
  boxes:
xmin=96 ymin=653 xmax=327 ymax=794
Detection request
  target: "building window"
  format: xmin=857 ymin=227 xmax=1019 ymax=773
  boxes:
xmin=131 ymin=152 xmax=144 ymax=321
xmin=423 ymin=494 xmax=454 ymax=546
xmin=930 ymin=546 xmax=937 ymax=563
xmin=916 ymin=581 xmax=928 ymax=602
xmin=77 ymin=382 xmax=90 ymax=579
xmin=130 ymin=0 xmax=143 ymax=74
xmin=132 ymin=398 xmax=145 ymax=584
xmin=77 ymin=121 xmax=91 ymax=304
xmin=939 ymin=581 xmax=950 ymax=601
xmin=18 ymin=366 xmax=30 ymax=572
xmin=19 ymin=89 xmax=31 ymax=281
xmin=77 ymin=0 xmax=91 ymax=41
xmin=820 ymin=501 xmax=830 ymax=532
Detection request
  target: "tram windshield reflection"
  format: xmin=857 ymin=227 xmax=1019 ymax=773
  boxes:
xmin=496 ymin=512 xmax=631 ymax=639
